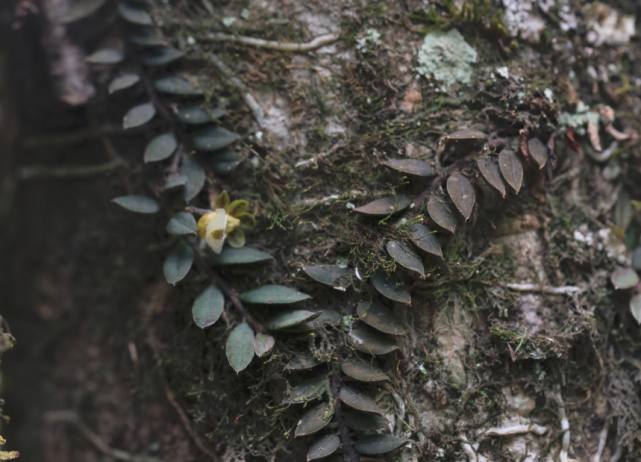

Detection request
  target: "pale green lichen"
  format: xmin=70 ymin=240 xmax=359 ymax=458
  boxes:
xmin=557 ymin=100 xmax=600 ymax=135
xmin=416 ymin=29 xmax=477 ymax=87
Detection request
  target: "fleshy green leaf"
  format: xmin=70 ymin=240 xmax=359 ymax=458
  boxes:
xmin=176 ymin=104 xmax=224 ymax=124
xmin=295 ymin=403 xmax=333 ymax=437
xmin=356 ymin=300 xmax=404 ymax=335
xmin=354 ymin=196 xmax=410 ymax=216
xmin=341 ymin=360 xmax=389 ymax=382
xmin=339 ymin=386 xmax=382 ymax=414
xmin=477 ymin=157 xmax=506 ymax=198
xmin=371 ymin=270 xmax=410 ymax=304
xmin=254 ymin=333 xmax=275 ymax=357
xmin=212 ymin=151 xmax=242 ymax=175
xmin=192 ymin=127 xmax=238 ymax=151
xmin=118 ymin=2 xmax=152 ymax=24
xmin=144 ymin=133 xmax=177 ymax=163
xmin=123 ymin=102 xmax=155 ymax=129
xmin=153 ymin=76 xmax=203 ymax=95
xmin=226 ymin=323 xmax=255 ymax=373
xmin=163 ymin=243 xmax=194 ymax=285
xmin=283 ymin=376 xmax=327 ymax=404
xmin=303 ymin=265 xmax=352 ymax=290
xmin=210 ymin=247 xmax=273 ymax=265
xmin=386 ymin=241 xmax=424 ymax=275
xmin=381 ymin=159 xmax=433 ymax=177
xmin=192 ymin=285 xmax=224 ymax=328
xmin=346 ymin=411 xmax=390 ymax=431
xmin=85 ymin=48 xmax=124 ymax=64
xmin=285 ymin=352 xmax=322 ymax=370
xmin=164 ymin=175 xmax=187 ymax=190
xmin=410 ymin=223 xmax=443 ymax=259
xmin=284 ymin=309 xmax=341 ymax=333
xmin=348 ymin=327 xmax=399 ymax=355
xmin=355 ymin=435 xmax=406 ymax=455
xmin=611 ymin=268 xmax=639 ymax=290
xmin=615 ymin=190 xmax=632 ymax=231
xmin=446 ymin=174 xmax=475 ymax=221
xmin=527 ymin=137 xmax=547 ymax=169
xmin=112 ymin=195 xmax=159 ymax=213
xmin=141 ymin=47 xmax=185 ymax=66
xmin=499 ymin=149 xmax=523 ymax=194
xmin=179 ymin=156 xmax=206 ymax=202
xmin=307 ymin=435 xmax=340 ymax=461
xmin=267 ymin=310 xmax=320 ymax=330
xmin=167 ymin=212 xmax=197 ymax=235
xmin=55 ymin=0 xmax=107 ymax=24
xmin=239 ymin=285 xmax=311 ymax=304
xmin=446 ymin=129 xmax=487 ymax=142
xmin=129 ymin=27 xmax=166 ymax=46
xmin=427 ymin=197 xmax=456 ymax=234
xmin=108 ymin=73 xmax=140 ymax=94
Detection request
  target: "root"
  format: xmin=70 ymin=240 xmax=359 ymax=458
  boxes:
xmin=592 ymin=421 xmax=610 ymax=462
xmin=459 ymin=434 xmax=477 ymax=462
xmin=201 ymin=32 xmax=340 ymax=52
xmin=483 ymin=424 xmax=548 ymax=436
xmin=505 ymin=283 xmax=582 ymax=295
xmin=554 ymin=387 xmax=570 ymax=462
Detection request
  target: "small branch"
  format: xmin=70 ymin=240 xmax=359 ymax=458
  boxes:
xmin=201 ymin=32 xmax=340 ymax=52
xmin=185 ymin=206 xmax=213 ymax=216
xmin=295 ymin=143 xmax=344 ymax=169
xmin=44 ymin=410 xmax=163 ymax=462
xmin=505 ymin=283 xmax=582 ymax=295
xmin=330 ymin=375 xmax=360 ymax=462
xmin=483 ymin=424 xmax=548 ymax=437
xmin=592 ymin=421 xmax=610 ymax=462
xmin=16 ymin=158 xmax=125 ymax=181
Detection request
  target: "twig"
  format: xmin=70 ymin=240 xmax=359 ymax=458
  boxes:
xmin=185 ymin=206 xmax=213 ymax=216
xmin=592 ymin=421 xmax=610 ymax=462
xmin=483 ymin=424 xmax=548 ymax=436
xmin=44 ymin=410 xmax=163 ymax=462
xmin=505 ymin=283 xmax=582 ymax=295
xmin=200 ymin=32 xmax=340 ymax=52
xmin=295 ymin=143 xmax=344 ymax=169
xmin=16 ymin=158 xmax=125 ymax=181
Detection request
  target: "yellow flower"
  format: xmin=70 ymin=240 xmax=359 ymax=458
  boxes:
xmin=197 ymin=191 xmax=256 ymax=253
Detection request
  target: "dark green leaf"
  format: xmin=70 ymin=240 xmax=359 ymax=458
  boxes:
xmin=446 ymin=174 xmax=475 ymax=221
xmin=477 ymin=157 xmax=506 ymax=198
xmin=339 ymin=386 xmax=382 ymax=414
xmin=164 ymin=243 xmax=194 ymax=285
xmin=192 ymin=127 xmax=238 ymax=152
xmin=212 ymin=151 xmax=242 ymax=174
xmin=179 ymin=156 xmax=206 ymax=202
xmin=381 ymin=159 xmax=433 ymax=177
xmin=410 ymin=223 xmax=443 ymax=259
xmin=446 ymin=129 xmax=487 ymax=142
xmin=266 ymin=311 xmax=320 ymax=330
xmin=254 ymin=333 xmax=275 ymax=357
xmin=55 ymin=0 xmax=107 ymax=24
xmin=356 ymin=301 xmax=404 ymax=335
xmin=632 ymin=247 xmax=641 ymax=271
xmin=285 ymin=309 xmax=341 ymax=333
xmin=283 ymin=376 xmax=327 ymax=404
xmin=118 ymin=3 xmax=152 ymax=24
xmin=112 ymin=195 xmax=159 ymax=213
xmin=285 ymin=352 xmax=322 ymax=370
xmin=210 ymin=247 xmax=273 ymax=265
xmin=164 ymin=175 xmax=187 ymax=190
xmin=307 ymin=435 xmax=340 ymax=461
xmin=611 ymin=268 xmax=639 ymax=290
xmin=226 ymin=323 xmax=255 ymax=373
xmin=86 ymin=48 xmax=124 ymax=64
xmin=355 ymin=435 xmax=406 ymax=455
xmin=144 ymin=133 xmax=177 ymax=163
xmin=295 ymin=403 xmax=333 ymax=437
xmin=123 ymin=102 xmax=155 ymax=129
xmin=239 ymin=285 xmax=311 ymax=304
xmin=141 ymin=47 xmax=185 ymax=66
xmin=192 ymin=285 xmax=224 ymax=328
xmin=498 ymin=149 xmax=523 ymax=194
xmin=167 ymin=211 xmax=197 ymax=235
xmin=108 ymin=73 xmax=140 ymax=94
xmin=527 ymin=138 xmax=547 ymax=169
xmin=427 ymin=197 xmax=456 ymax=234
xmin=386 ymin=241 xmax=424 ymax=275
xmin=615 ymin=190 xmax=632 ymax=231
xmin=371 ymin=270 xmax=410 ymax=304
xmin=128 ymin=27 xmax=166 ymax=46
xmin=348 ymin=327 xmax=399 ymax=355
xmin=176 ymin=104 xmax=225 ymax=124
xmin=153 ymin=76 xmax=203 ymax=95
xmin=354 ymin=196 xmax=410 ymax=216
xmin=345 ymin=411 xmax=389 ymax=431
xmin=341 ymin=360 xmax=388 ymax=382
xmin=303 ymin=265 xmax=351 ymax=290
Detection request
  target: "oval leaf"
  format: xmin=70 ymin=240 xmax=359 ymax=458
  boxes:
xmin=154 ymin=76 xmax=203 ymax=95
xmin=179 ymin=156 xmax=206 ymax=202
xmin=427 ymin=197 xmax=456 ymax=234
xmin=144 ymin=133 xmax=177 ymax=163
xmin=346 ymin=411 xmax=390 ymax=431
xmin=354 ymin=196 xmax=410 ymax=216
xmin=226 ymin=323 xmax=255 ymax=373
xmin=611 ymin=268 xmax=639 ymax=290
xmin=356 ymin=301 xmax=404 ymax=335
xmin=123 ymin=102 xmax=155 ymax=129
xmin=118 ymin=2 xmax=152 ymax=24
xmin=371 ymin=270 xmax=410 ymax=304
xmin=499 ymin=149 xmax=523 ymax=194
xmin=167 ymin=212 xmax=197 ymax=235
xmin=386 ymin=241 xmax=424 ymax=275
xmin=527 ymin=138 xmax=547 ymax=169
xmin=112 ymin=195 xmax=159 ymax=213
xmin=210 ymin=247 xmax=273 ymax=265
xmin=355 ymin=435 xmax=406 ymax=455
xmin=129 ymin=28 xmax=166 ymax=46
xmin=446 ymin=174 xmax=475 ymax=221
xmin=176 ymin=104 xmax=224 ymax=124
xmin=615 ymin=190 xmax=632 ymax=231
xmin=212 ymin=151 xmax=242 ymax=175
xmin=141 ymin=47 xmax=185 ymax=66
xmin=192 ymin=285 xmax=224 ymax=328
xmin=240 ymin=285 xmax=311 ymax=304
xmin=477 ymin=157 xmax=506 ymax=198
xmin=108 ymin=73 xmax=140 ymax=94
xmin=295 ymin=403 xmax=333 ymax=437
xmin=339 ymin=386 xmax=382 ymax=414
xmin=381 ymin=159 xmax=433 ymax=177
xmin=192 ymin=127 xmax=238 ymax=152
xmin=446 ymin=129 xmax=487 ymax=142
xmin=284 ymin=376 xmax=327 ymax=404
xmin=85 ymin=48 xmax=124 ymax=64
xmin=303 ymin=265 xmax=351 ymax=290
xmin=285 ymin=309 xmax=342 ymax=334
xmin=254 ymin=333 xmax=275 ymax=357
xmin=308 ymin=435 xmax=340 ymax=461
xmin=56 ymin=0 xmax=107 ymax=24
xmin=341 ymin=360 xmax=388 ymax=382
xmin=348 ymin=327 xmax=399 ymax=355
xmin=410 ymin=223 xmax=443 ymax=259
xmin=285 ymin=352 xmax=322 ymax=370
xmin=164 ymin=243 xmax=194 ymax=285
xmin=267 ymin=311 xmax=320 ymax=330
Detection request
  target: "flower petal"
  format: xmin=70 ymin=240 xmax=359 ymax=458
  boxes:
xmin=227 ymin=228 xmax=245 ymax=248
xmin=227 ymin=199 xmax=248 ymax=217
xmin=215 ymin=191 xmax=230 ymax=209
xmin=205 ymin=209 xmax=228 ymax=254
xmin=237 ymin=212 xmax=257 ymax=230
xmin=197 ymin=211 xmax=217 ymax=239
